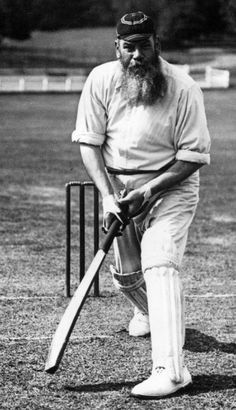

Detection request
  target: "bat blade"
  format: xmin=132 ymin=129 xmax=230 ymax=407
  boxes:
xmin=45 ymin=250 xmax=105 ymax=374
xmin=45 ymin=218 xmax=121 ymax=374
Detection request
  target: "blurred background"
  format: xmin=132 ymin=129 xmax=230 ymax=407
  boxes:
xmin=0 ymin=0 xmax=235 ymax=81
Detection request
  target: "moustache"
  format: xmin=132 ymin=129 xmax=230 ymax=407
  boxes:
xmin=127 ymin=61 xmax=150 ymax=76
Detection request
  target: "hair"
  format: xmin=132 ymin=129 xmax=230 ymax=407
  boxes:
xmin=118 ymin=39 xmax=167 ymax=106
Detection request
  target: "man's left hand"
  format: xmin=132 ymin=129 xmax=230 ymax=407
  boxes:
xmin=118 ymin=189 xmax=146 ymax=218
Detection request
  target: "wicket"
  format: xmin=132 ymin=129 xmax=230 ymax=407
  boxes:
xmin=65 ymin=181 xmax=100 ymax=297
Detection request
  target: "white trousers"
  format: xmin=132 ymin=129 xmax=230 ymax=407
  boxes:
xmin=110 ymin=174 xmax=199 ymax=380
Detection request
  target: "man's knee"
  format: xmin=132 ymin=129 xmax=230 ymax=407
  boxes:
xmin=141 ymin=227 xmax=179 ymax=273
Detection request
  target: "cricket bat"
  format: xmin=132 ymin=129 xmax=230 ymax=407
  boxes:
xmin=45 ymin=218 xmax=122 ymax=374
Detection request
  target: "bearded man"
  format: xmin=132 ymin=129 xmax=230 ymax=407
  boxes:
xmin=72 ymin=11 xmax=210 ymax=399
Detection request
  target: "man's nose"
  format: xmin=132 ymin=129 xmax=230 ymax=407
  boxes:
xmin=133 ymin=47 xmax=143 ymax=61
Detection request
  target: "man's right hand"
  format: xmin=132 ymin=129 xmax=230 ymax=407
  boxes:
xmin=102 ymin=194 xmax=128 ymax=233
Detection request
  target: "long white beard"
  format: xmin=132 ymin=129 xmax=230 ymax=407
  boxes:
xmin=120 ymin=58 xmax=167 ymax=106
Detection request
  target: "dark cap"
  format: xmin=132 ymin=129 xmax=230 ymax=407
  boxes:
xmin=116 ymin=11 xmax=155 ymax=42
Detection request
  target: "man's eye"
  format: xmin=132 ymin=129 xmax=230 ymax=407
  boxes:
xmin=123 ymin=44 xmax=134 ymax=51
xmin=141 ymin=42 xmax=151 ymax=49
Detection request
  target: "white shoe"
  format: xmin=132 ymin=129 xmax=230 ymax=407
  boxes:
xmin=128 ymin=308 xmax=150 ymax=337
xmin=131 ymin=366 xmax=192 ymax=399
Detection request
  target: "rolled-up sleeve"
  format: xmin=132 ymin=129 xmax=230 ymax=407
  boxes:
xmin=175 ymin=84 xmax=211 ymax=164
xmin=71 ymin=69 xmax=106 ymax=146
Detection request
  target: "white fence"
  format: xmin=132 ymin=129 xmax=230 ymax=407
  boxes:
xmin=205 ymin=67 xmax=230 ymax=88
xmin=0 ymin=75 xmax=87 ymax=92
xmin=177 ymin=65 xmax=230 ymax=88
xmin=0 ymin=66 xmax=230 ymax=92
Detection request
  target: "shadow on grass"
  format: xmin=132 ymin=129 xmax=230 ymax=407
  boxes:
xmin=64 ymin=380 xmax=138 ymax=393
xmin=64 ymin=374 xmax=235 ymax=395
xmin=114 ymin=328 xmax=236 ymax=354
xmin=190 ymin=374 xmax=236 ymax=395
xmin=185 ymin=328 xmax=236 ymax=354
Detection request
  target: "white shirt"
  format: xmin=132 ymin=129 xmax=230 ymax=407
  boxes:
xmin=72 ymin=58 xmax=210 ymax=173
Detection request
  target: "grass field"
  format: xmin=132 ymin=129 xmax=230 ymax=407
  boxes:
xmin=0 ymin=90 xmax=235 ymax=409
xmin=1 ymin=28 xmax=236 ymax=78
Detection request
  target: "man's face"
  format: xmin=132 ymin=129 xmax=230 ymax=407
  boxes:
xmin=116 ymin=36 xmax=157 ymax=71
xmin=115 ymin=36 xmax=166 ymax=106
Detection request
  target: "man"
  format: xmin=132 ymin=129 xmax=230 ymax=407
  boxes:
xmin=72 ymin=11 xmax=210 ymax=399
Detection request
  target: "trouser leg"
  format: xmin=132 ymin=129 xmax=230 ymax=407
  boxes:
xmin=139 ymin=185 xmax=198 ymax=381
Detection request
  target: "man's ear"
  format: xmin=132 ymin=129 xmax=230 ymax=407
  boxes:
xmin=115 ymin=39 xmax=121 ymax=59
xmin=155 ymin=35 xmax=161 ymax=54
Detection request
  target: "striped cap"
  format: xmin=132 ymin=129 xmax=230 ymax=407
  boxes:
xmin=116 ymin=11 xmax=155 ymax=41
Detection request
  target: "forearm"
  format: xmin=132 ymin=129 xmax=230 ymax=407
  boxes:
xmin=79 ymin=144 xmax=113 ymax=198
xmin=141 ymin=160 xmax=203 ymax=198
xmin=118 ymin=159 xmax=203 ymax=217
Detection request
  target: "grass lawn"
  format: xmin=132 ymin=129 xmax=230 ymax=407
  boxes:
xmin=0 ymin=90 xmax=235 ymax=409
xmin=1 ymin=28 xmax=236 ymax=77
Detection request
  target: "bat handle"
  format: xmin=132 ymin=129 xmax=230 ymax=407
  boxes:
xmin=101 ymin=218 xmax=122 ymax=254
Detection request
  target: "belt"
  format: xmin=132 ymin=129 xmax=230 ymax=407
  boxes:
xmin=106 ymin=160 xmax=175 ymax=175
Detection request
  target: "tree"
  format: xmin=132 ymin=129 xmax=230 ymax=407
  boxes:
xmin=1 ymin=0 xmax=235 ymax=42
xmin=1 ymin=0 xmax=32 ymax=40
xmin=195 ymin=0 xmax=226 ymax=35
xmin=220 ymin=0 xmax=236 ymax=34
xmin=33 ymin=0 xmax=115 ymax=30
xmin=112 ymin=0 xmax=159 ymax=24
xmin=157 ymin=0 xmax=204 ymax=41
xmin=0 ymin=2 xmax=6 ymax=38
xmin=111 ymin=0 xmax=211 ymax=41
xmin=83 ymin=0 xmax=115 ymax=26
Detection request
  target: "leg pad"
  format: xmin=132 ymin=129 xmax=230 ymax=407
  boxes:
xmin=144 ymin=266 xmax=185 ymax=382
xmin=111 ymin=265 xmax=148 ymax=314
